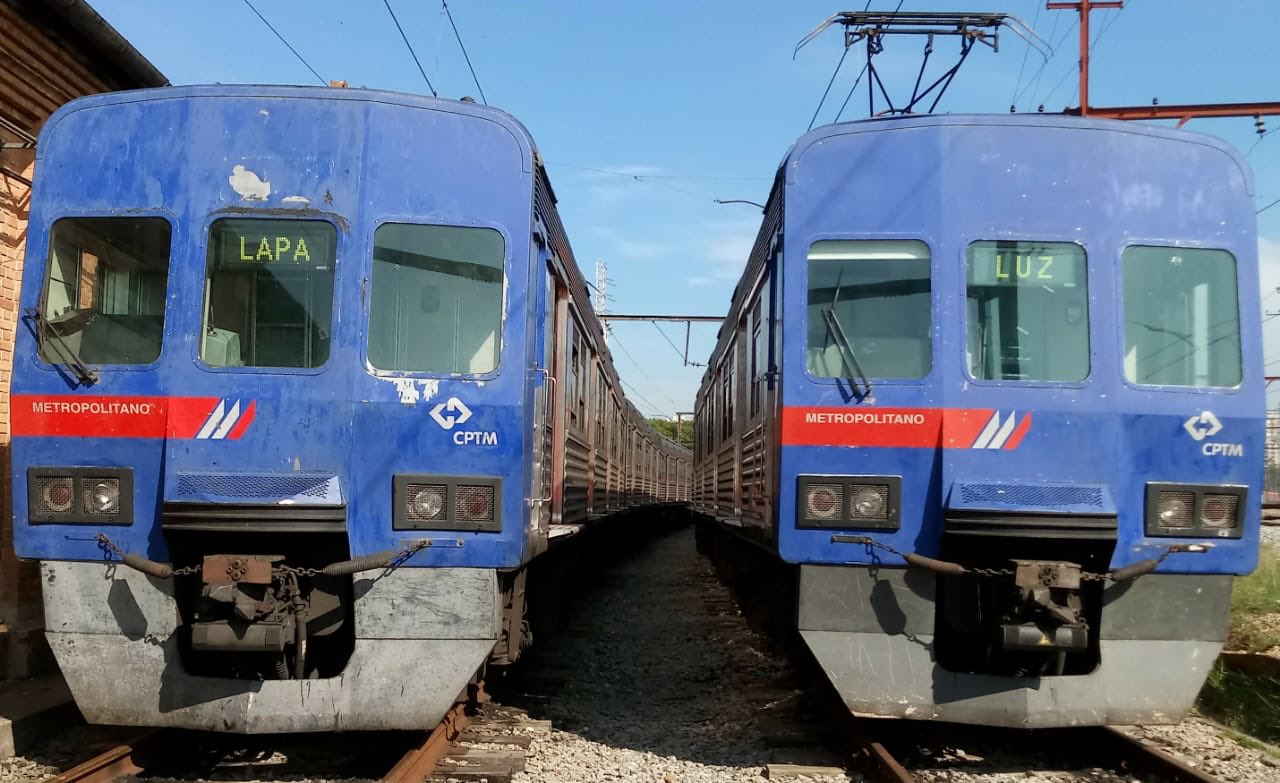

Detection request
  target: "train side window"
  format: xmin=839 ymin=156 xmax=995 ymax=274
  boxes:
xmin=965 ymin=241 xmax=1089 ymax=382
xmin=203 ymin=218 xmax=336 ymax=369
xmin=750 ymin=298 xmax=764 ymax=417
xmin=39 ymin=217 xmax=171 ymax=366
xmin=368 ymin=223 xmax=504 ymax=374
xmin=1122 ymin=246 xmax=1241 ymax=388
xmin=806 ymin=240 xmax=931 ymax=379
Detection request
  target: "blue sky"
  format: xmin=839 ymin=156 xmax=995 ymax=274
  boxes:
xmin=90 ymin=0 xmax=1280 ymax=417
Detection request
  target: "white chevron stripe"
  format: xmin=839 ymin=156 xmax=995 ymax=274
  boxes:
xmin=987 ymin=412 xmax=1019 ymax=449
xmin=195 ymin=401 xmax=227 ymax=440
xmin=971 ymin=410 xmax=1003 ymax=449
xmin=211 ymin=400 xmax=242 ymax=440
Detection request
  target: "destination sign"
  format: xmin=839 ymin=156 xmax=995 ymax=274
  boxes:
xmin=211 ymin=218 xmax=335 ymax=268
xmin=966 ymin=241 xmax=1083 ymax=287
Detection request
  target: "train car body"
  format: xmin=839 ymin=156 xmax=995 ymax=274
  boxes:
xmin=693 ymin=114 xmax=1262 ymax=728
xmin=11 ymin=85 xmax=688 ymax=732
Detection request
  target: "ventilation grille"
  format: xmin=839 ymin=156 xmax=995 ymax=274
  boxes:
xmin=960 ymin=484 xmax=1104 ymax=508
xmin=174 ymin=472 xmax=340 ymax=504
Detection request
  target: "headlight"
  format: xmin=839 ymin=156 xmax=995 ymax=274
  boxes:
xmin=1145 ymin=483 xmax=1245 ymax=539
xmin=407 ymin=485 xmax=446 ymax=521
xmin=86 ymin=479 xmax=120 ymax=514
xmin=28 ymin=468 xmax=133 ymax=525
xmin=38 ymin=476 xmax=74 ymax=513
xmin=851 ymin=486 xmax=889 ymax=520
xmin=1200 ymin=494 xmax=1239 ymax=529
xmin=393 ymin=475 xmax=501 ymax=532
xmin=804 ymin=484 xmax=843 ymax=520
xmin=1155 ymin=491 xmax=1194 ymax=529
xmin=797 ymin=476 xmax=899 ymax=530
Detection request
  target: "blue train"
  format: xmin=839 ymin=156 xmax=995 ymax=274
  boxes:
xmin=11 ymin=85 xmax=689 ymax=732
xmin=693 ymin=114 xmax=1263 ymax=728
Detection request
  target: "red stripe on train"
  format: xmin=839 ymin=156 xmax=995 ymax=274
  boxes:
xmin=12 ymin=395 xmax=240 ymax=439
xmin=780 ymin=407 xmax=1030 ymax=449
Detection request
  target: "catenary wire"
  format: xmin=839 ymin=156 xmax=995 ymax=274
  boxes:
xmin=382 ymin=0 xmax=439 ymax=97
xmin=442 ymin=1 xmax=487 ymax=104
xmin=652 ymin=321 xmax=706 ymax=368
xmin=1008 ymin=0 xmax=1042 ymax=107
xmin=606 ymin=326 xmax=683 ymax=412
xmin=242 ymin=0 xmax=325 ymax=85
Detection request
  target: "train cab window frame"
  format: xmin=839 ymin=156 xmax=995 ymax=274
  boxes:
xmin=1121 ymin=246 xmax=1242 ymax=389
xmin=805 ymin=239 xmax=933 ymax=381
xmin=964 ymin=240 xmax=1091 ymax=384
xmin=367 ymin=222 xmax=506 ymax=376
xmin=37 ymin=216 xmax=173 ymax=368
xmin=200 ymin=217 xmax=338 ymax=371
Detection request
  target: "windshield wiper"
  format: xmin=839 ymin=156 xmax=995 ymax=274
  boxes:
xmin=26 ymin=308 xmax=97 ymax=385
xmin=821 ymin=270 xmax=873 ymax=402
xmin=823 ymin=308 xmax=873 ymax=402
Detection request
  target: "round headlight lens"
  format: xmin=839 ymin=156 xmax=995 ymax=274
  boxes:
xmin=412 ymin=488 xmax=444 ymax=519
xmin=90 ymin=481 xmax=119 ymax=513
xmin=853 ymin=488 xmax=886 ymax=518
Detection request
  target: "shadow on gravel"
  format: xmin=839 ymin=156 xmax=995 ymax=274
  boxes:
xmin=491 ymin=521 xmax=832 ymax=772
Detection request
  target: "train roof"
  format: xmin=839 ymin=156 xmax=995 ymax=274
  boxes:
xmin=781 ymin=112 xmax=1252 ymax=186
xmin=38 ymin=84 xmax=539 ymax=174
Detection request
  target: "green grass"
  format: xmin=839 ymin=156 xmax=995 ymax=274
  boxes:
xmin=1193 ymin=545 xmax=1280 ymax=747
xmin=1196 ymin=664 xmax=1280 ymax=746
xmin=1227 ymin=544 xmax=1280 ymax=653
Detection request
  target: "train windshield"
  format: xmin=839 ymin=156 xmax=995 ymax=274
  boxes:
xmin=965 ymin=241 xmax=1089 ymax=382
xmin=368 ymin=223 xmax=504 ymax=374
xmin=1122 ymin=246 xmax=1241 ymax=388
xmin=202 ymin=218 xmax=336 ymax=369
xmin=38 ymin=217 xmax=171 ymax=365
xmin=806 ymin=240 xmax=932 ymax=380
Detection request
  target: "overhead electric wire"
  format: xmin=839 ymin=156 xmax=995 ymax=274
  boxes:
xmin=808 ymin=44 xmax=852 ymax=131
xmin=652 ymin=321 xmax=706 ymax=368
xmin=606 ymin=326 xmax=682 ymax=412
xmin=242 ymin=0 xmax=325 ymax=85
xmin=1259 ymin=197 xmax=1280 ymax=215
xmin=382 ymin=0 xmax=438 ymax=97
xmin=441 ymin=1 xmax=487 ymax=104
xmin=1248 ymin=128 xmax=1278 ymax=158
xmin=1008 ymin=0 xmax=1042 ymax=107
xmin=1013 ymin=16 xmax=1075 ymax=109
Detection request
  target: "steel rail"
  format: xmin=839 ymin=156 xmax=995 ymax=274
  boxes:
xmin=42 ymin=731 xmax=169 ymax=783
xmin=1097 ymin=727 xmax=1224 ymax=783
xmin=381 ymin=701 xmax=469 ymax=783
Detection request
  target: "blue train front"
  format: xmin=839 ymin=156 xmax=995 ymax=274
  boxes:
xmin=11 ymin=86 xmax=576 ymax=732
xmin=694 ymin=115 xmax=1263 ymax=728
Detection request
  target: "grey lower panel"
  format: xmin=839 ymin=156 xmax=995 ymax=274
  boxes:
xmin=801 ymin=630 xmax=1220 ymax=728
xmin=42 ymin=561 xmax=500 ymax=732
xmin=48 ymin=633 xmax=496 ymax=732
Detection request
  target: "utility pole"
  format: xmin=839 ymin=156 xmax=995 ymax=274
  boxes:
xmin=1048 ymin=1 xmax=1280 ymax=126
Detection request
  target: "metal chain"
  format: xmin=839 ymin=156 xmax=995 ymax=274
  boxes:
xmin=840 ymin=534 xmax=1186 ymax=583
xmin=95 ymin=534 xmax=430 ymax=580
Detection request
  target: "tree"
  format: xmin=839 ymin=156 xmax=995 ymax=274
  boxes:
xmin=647 ymin=417 xmax=693 ymax=449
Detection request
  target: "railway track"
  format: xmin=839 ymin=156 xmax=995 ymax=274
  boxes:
xmin=39 ymin=697 xmax=543 ymax=783
xmin=848 ymin=719 xmax=1233 ymax=782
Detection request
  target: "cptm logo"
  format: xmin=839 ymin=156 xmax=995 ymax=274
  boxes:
xmin=1184 ymin=410 xmax=1242 ymax=458
xmin=429 ymin=397 xmax=498 ymax=447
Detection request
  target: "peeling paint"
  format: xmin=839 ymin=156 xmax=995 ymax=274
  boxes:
xmin=393 ymin=379 xmax=421 ymax=405
xmin=229 ymin=164 xmax=271 ymax=200
xmin=420 ymin=379 xmax=439 ymax=401
xmin=283 ymin=195 xmax=311 ymax=206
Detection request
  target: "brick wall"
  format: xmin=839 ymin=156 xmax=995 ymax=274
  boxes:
xmin=0 ymin=0 xmax=114 ymax=678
